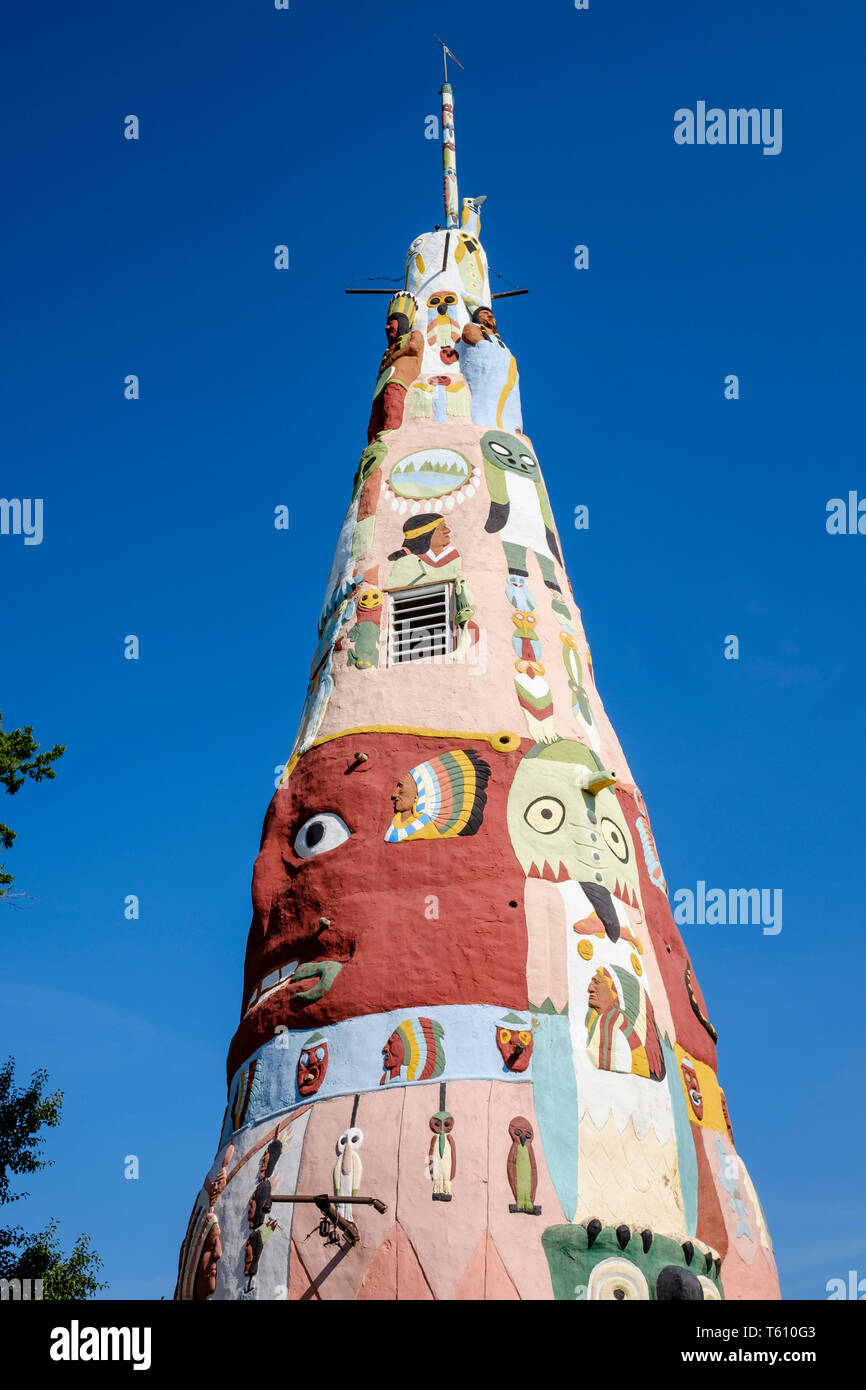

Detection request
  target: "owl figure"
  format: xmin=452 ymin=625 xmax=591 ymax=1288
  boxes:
xmin=507 ymin=1116 xmax=541 ymax=1215
xmin=506 ymin=573 xmax=536 ymax=611
xmin=333 ymin=1127 xmax=364 ymax=1221
xmin=511 ymin=611 xmax=541 ymax=662
xmin=428 ymin=1110 xmax=456 ymax=1201
xmin=426 ymin=291 xmax=461 ymax=350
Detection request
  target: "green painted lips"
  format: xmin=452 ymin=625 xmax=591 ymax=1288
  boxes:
xmin=244 ymin=959 xmax=342 ymax=1016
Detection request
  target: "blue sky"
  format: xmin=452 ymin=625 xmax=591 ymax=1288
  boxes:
xmin=2 ymin=0 xmax=864 ymax=1300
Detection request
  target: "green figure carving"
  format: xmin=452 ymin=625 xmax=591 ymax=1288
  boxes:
xmin=346 ymin=619 xmax=380 ymax=669
xmin=352 ymin=439 xmax=388 ymax=503
xmin=481 ymin=429 xmax=562 ymax=591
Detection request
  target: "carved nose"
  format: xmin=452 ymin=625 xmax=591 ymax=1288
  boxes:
xmin=655 ymin=1266 xmax=703 ymax=1300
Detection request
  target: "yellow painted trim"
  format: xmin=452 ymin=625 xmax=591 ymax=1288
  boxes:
xmin=403 ymin=1021 xmax=421 ymax=1080
xmin=281 ymin=725 xmax=521 ymax=784
xmin=496 ymin=354 xmax=519 ymax=428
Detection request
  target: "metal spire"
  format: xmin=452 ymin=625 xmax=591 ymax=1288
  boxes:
xmin=434 ymin=36 xmax=463 ymax=228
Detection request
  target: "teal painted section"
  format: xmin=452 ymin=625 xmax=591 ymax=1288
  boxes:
xmin=664 ymin=1037 xmax=698 ymax=1234
xmin=532 ymin=1013 xmax=578 ymax=1220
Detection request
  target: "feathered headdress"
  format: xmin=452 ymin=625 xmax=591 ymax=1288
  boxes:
xmin=385 ymin=749 xmax=490 ymax=841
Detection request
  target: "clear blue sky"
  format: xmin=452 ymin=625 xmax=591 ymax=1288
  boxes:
xmin=2 ymin=0 xmax=864 ymax=1300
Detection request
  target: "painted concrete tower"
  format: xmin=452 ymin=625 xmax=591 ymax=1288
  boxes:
xmin=176 ymin=69 xmax=780 ymax=1303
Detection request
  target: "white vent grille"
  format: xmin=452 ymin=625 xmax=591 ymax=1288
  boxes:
xmin=387 ymin=583 xmax=453 ymax=665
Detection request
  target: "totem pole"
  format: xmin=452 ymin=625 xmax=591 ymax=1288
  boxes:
xmin=176 ymin=54 xmax=780 ymax=1302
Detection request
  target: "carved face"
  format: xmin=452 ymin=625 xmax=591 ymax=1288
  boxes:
xmin=496 ymin=1025 xmax=533 ymax=1072
xmin=427 ymin=292 xmax=458 ymax=316
xmin=391 ymin=776 xmax=417 ymax=817
xmin=357 ymin=588 xmax=383 ymax=612
xmin=385 ymin=313 xmax=409 ymax=344
xmin=257 ymin=1141 xmax=282 ymax=1183
xmin=507 ymin=741 xmax=643 ymax=912
xmin=337 ymin=1126 xmax=363 ymax=1159
xmin=587 ymin=968 xmax=618 ymax=1015
xmin=194 ymin=1223 xmax=222 ymax=1300
xmin=297 ymin=1040 xmax=329 ymax=1096
xmin=681 ymin=1059 xmax=704 ymax=1121
xmin=477 ymin=308 xmax=497 ymax=333
xmin=542 ymin=1226 xmax=724 ymax=1302
xmin=382 ymin=1031 xmax=405 ymax=1075
xmin=512 ymin=611 xmax=537 ymax=636
xmin=429 ymin=1111 xmax=454 ymax=1135
xmin=481 ymin=429 xmax=539 ymax=478
xmin=229 ymin=734 xmax=528 ymax=1077
xmin=508 ymin=1116 xmax=534 ymax=1146
xmin=428 ymin=518 xmax=452 ymax=554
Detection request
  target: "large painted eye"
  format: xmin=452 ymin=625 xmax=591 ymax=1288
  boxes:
xmin=587 ymin=1258 xmax=650 ymax=1301
xmin=294 ymin=813 xmax=351 ymax=859
xmin=518 ymin=453 xmax=536 ymax=470
xmin=488 ymin=440 xmax=511 ymax=457
xmin=524 ymin=797 xmax=566 ymax=834
xmin=499 ymin=1029 xmax=512 ymax=1044
xmin=600 ymin=816 xmax=629 ymax=863
xmin=518 ymin=1031 xmax=532 ymax=1046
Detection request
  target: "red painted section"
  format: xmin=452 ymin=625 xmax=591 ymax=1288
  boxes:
xmin=227 ymin=732 xmax=529 ymax=1080
xmin=357 ymin=1223 xmax=435 ymax=1300
xmin=693 ymin=1125 xmax=729 ymax=1260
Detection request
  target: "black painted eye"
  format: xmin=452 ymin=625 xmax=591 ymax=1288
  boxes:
xmin=524 ymin=797 xmax=566 ymax=834
xmin=294 ymin=813 xmax=351 ymax=859
xmin=601 ymin=816 xmax=629 ymax=863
